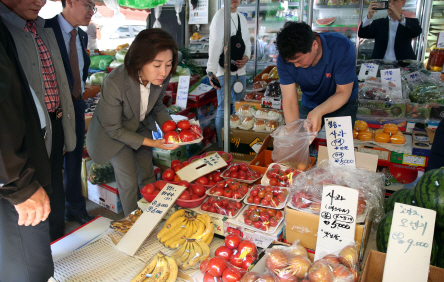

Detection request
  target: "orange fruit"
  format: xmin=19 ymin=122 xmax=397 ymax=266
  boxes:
xmin=262 ymin=73 xmax=269 ymax=79
xmin=358 ymin=130 xmax=372 ymax=141
xmin=391 ymin=133 xmax=406 ymax=144
xmin=353 ymin=129 xmax=358 ymax=139
xmin=383 ymin=123 xmax=398 ymax=134
xmin=375 ymin=128 xmax=384 ymax=136
xmin=374 ymin=132 xmax=391 ymax=143
xmin=355 ymin=120 xmax=368 ymax=131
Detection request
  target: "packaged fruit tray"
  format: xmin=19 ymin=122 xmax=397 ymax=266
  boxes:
xmin=205 ymin=188 xmax=247 ymax=203
xmin=205 ymin=180 xmax=250 ymax=203
xmin=198 ymin=196 xmax=244 ymax=219
xmin=162 ymin=119 xmax=204 ymax=148
xmin=164 ymin=137 xmax=203 ymax=148
xmin=221 ymin=163 xmax=262 ymax=184
xmin=243 ymin=185 xmax=290 ymax=209
xmin=235 ymin=205 xmax=285 ymax=234
xmin=261 ymin=163 xmax=302 ymax=187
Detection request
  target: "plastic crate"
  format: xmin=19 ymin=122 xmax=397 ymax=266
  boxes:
xmin=170 ymin=88 xmax=217 ymax=108
xmin=166 ymin=75 xmax=200 ymax=92
xmin=176 ymin=107 xmax=196 ymax=120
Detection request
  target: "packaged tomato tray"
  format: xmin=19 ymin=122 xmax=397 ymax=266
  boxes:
xmin=262 ymin=163 xmax=303 ymax=187
xmin=243 ymin=185 xmax=289 ymax=209
xmin=221 ymin=163 xmax=262 ymax=184
xmin=199 ymin=196 xmax=244 ymax=218
xmin=235 ymin=205 xmax=284 ymax=234
xmin=161 ymin=118 xmax=204 ymax=147
xmin=206 ymin=179 xmax=252 ymax=202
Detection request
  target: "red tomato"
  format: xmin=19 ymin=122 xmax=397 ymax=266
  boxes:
xmin=216 ymin=181 xmax=225 ymax=188
xmin=192 ymin=184 xmax=205 ymax=197
xmin=230 ymin=171 xmax=238 ymax=179
xmin=253 ymin=197 xmax=261 ymax=205
xmin=177 ymin=180 xmax=190 ymax=189
xmin=244 ymin=218 xmax=253 ymax=225
xmin=203 ymin=126 xmax=213 ymax=137
xmin=215 ymin=246 xmax=233 ymax=261
xmin=201 ymin=203 xmax=210 ymax=211
xmin=240 ymin=163 xmax=249 ymax=171
xmin=177 ymin=119 xmax=191 ymax=130
xmin=229 ymin=165 xmax=238 ymax=172
xmin=275 ymin=210 xmax=283 ymax=220
xmin=161 ymin=120 xmax=176 ymax=132
xmin=269 ymin=178 xmax=278 ymax=186
xmin=232 ymin=191 xmax=241 ymax=199
xmin=200 ymin=258 xmax=210 ymax=273
xmin=190 ymin=124 xmax=203 ymax=137
xmin=196 ymin=176 xmax=209 ymax=185
xmin=208 ymin=206 xmax=217 ymax=213
xmin=229 ymin=252 xmax=243 ymax=268
xmin=173 ymin=175 xmax=181 ymax=182
xmin=141 ymin=183 xmax=155 ymax=195
xmin=191 ymin=195 xmax=200 ymax=200
xmin=171 ymin=159 xmax=182 ymax=167
xmin=153 ymin=189 xmax=160 ymax=195
xmin=224 ymin=234 xmax=242 ymax=249
xmin=162 ymin=169 xmax=175 ymax=181
xmin=242 ymin=255 xmax=255 ymax=270
xmin=223 ymin=189 xmax=232 ymax=198
xmin=155 ymin=180 xmax=168 ymax=190
xmin=179 ymin=191 xmax=191 ymax=200
xmin=164 ymin=131 xmax=180 ymax=144
xmin=235 ymin=202 xmax=242 ymax=209
xmin=207 ymin=257 xmax=227 ymax=277
xmin=172 ymin=163 xmax=183 ymax=172
xmin=203 ymin=273 xmax=221 ymax=282
xmin=182 ymin=161 xmax=190 ymax=167
xmin=238 ymin=240 xmax=257 ymax=257
xmin=269 ymin=217 xmax=278 ymax=227
xmin=222 ymin=267 xmax=242 ymax=282
xmin=213 ymin=171 xmax=223 ymax=182
xmin=179 ymin=129 xmax=196 ymax=142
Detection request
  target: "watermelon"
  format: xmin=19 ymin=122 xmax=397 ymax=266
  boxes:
xmin=413 ymin=168 xmax=444 ymax=230
xmin=430 ymin=240 xmax=438 ymax=266
xmin=377 ymin=211 xmax=393 ymax=253
xmin=316 ymin=17 xmax=336 ymax=26
xmin=384 ymin=188 xmax=416 ymax=214
xmin=434 ymin=230 xmax=444 ymax=268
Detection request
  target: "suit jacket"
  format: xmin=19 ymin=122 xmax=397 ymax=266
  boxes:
xmin=44 ymin=15 xmax=90 ymax=95
xmin=0 ymin=17 xmax=51 ymax=205
xmin=0 ymin=3 xmax=76 ymax=156
xmin=358 ymin=17 xmax=422 ymax=60
xmin=86 ymin=65 xmax=172 ymax=164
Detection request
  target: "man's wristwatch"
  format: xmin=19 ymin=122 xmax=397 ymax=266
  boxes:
xmin=399 ymin=14 xmax=405 ymax=22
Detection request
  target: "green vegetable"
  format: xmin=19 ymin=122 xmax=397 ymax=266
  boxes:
xmin=410 ymin=82 xmax=444 ymax=104
xmin=167 ymin=104 xmax=182 ymax=114
xmin=90 ymin=72 xmax=108 ymax=86
xmin=376 ymin=211 xmax=393 ymax=253
xmin=116 ymin=49 xmax=127 ymax=62
xmin=90 ymin=55 xmax=114 ymax=70
xmin=88 ymin=162 xmax=115 ymax=184
xmin=178 ymin=46 xmax=203 ymax=76
xmin=109 ymin=60 xmax=123 ymax=68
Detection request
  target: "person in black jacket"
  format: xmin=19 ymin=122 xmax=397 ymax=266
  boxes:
xmin=358 ymin=0 xmax=422 ymax=61
xmin=0 ymin=16 xmax=54 ymax=282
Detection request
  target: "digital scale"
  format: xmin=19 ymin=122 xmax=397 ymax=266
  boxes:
xmin=189 ymin=39 xmax=209 ymax=67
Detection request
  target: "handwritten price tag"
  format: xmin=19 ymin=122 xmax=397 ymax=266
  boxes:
xmin=405 ymin=71 xmax=422 ymax=84
xmin=189 ymin=84 xmax=213 ymax=96
xmin=117 ymin=184 xmax=186 ymax=256
xmin=358 ymin=63 xmax=378 ymax=80
xmin=176 ymin=76 xmax=190 ymax=110
xmin=382 ymin=203 xmax=436 ymax=282
xmin=315 ymin=185 xmax=358 ymax=260
xmin=437 ymin=32 xmax=444 ymax=49
xmin=324 ymin=116 xmax=356 ymax=167
xmin=381 ymin=68 xmax=402 ymax=93
xmin=176 ymin=152 xmax=227 ymax=183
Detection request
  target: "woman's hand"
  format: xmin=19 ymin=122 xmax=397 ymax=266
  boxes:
xmin=152 ymin=139 xmax=180 ymax=150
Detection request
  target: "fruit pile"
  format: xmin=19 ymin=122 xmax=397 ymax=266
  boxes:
xmin=140 ymin=180 xmax=168 ymax=198
xmin=246 ymin=185 xmax=288 ymax=208
xmin=221 ymin=163 xmax=262 ymax=182
xmin=177 ymin=180 xmax=206 ymax=201
xmin=263 ymin=244 xmax=359 ymax=282
xmin=353 ymin=120 xmax=406 ymax=144
xmin=131 ymin=253 xmax=178 ymax=282
xmin=172 ymin=238 xmax=210 ymax=270
xmin=208 ymin=179 xmax=251 ymax=200
xmin=162 ymin=159 xmax=190 ymax=183
xmin=157 ymin=210 xmax=214 ymax=249
xmin=264 ymin=163 xmax=301 ymax=187
xmin=161 ymin=119 xmax=203 ymax=144
xmin=240 ymin=205 xmax=284 ymax=232
xmin=200 ymin=234 xmax=257 ymax=282
xmin=200 ymin=196 xmax=244 ymax=217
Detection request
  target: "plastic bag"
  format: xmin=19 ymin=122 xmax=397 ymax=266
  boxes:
xmin=115 ymin=49 xmax=127 ymax=62
xmin=270 ymin=119 xmax=317 ymax=170
xmin=264 ymin=80 xmax=282 ymax=98
xmin=108 ymin=59 xmax=123 ymax=68
xmin=265 ymin=243 xmax=312 ymax=280
xmin=88 ymin=162 xmax=115 ymax=184
xmin=172 ymin=238 xmax=210 ymax=270
xmin=262 ymin=163 xmax=302 ymax=187
xmin=246 ymin=184 xmax=289 ymax=209
xmin=240 ymin=205 xmax=284 ymax=232
xmin=221 ymin=163 xmax=262 ymax=182
xmin=90 ymin=72 xmax=108 ymax=86
xmin=200 ymin=196 xmax=244 ymax=217
xmin=110 ymin=208 xmax=142 ymax=233
xmin=207 ymin=179 xmax=250 ymax=201
xmin=90 ymin=55 xmax=114 ymax=70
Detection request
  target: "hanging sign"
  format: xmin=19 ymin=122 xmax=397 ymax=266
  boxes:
xmin=176 ymin=75 xmax=190 ymax=110
xmin=324 ymin=116 xmax=356 ymax=167
xmin=189 ymin=0 xmax=208 ymax=24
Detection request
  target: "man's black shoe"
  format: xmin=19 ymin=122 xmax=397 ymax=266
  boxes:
xmin=65 ymin=213 xmax=95 ymax=225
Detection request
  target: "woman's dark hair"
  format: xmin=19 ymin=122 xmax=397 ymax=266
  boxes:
xmin=124 ymin=28 xmax=178 ymax=83
xmin=276 ymin=22 xmax=316 ymax=61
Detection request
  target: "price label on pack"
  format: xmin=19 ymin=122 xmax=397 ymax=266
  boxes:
xmin=381 ymin=68 xmax=402 ymax=93
xmin=405 ymin=71 xmax=422 ymax=84
xmin=176 ymin=76 xmax=190 ymax=110
xmin=382 ymin=203 xmax=436 ymax=282
xmin=324 ymin=116 xmax=356 ymax=167
xmin=358 ymin=63 xmax=378 ymax=80
xmin=315 ymin=185 xmax=358 ymax=260
xmin=117 ymin=184 xmax=186 ymax=256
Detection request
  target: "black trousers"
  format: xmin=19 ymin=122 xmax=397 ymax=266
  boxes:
xmin=47 ymin=112 xmax=65 ymax=242
xmin=0 ymin=199 xmax=54 ymax=282
xmin=426 ymin=118 xmax=444 ymax=172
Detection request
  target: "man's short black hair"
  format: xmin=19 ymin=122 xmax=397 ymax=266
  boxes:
xmin=276 ymin=21 xmax=316 ymax=61
xmin=61 ymin=0 xmax=66 ymax=8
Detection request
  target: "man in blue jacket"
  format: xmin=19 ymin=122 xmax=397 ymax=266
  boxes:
xmin=45 ymin=0 xmax=93 ymax=225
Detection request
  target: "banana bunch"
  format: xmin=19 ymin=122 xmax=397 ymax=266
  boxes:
xmin=110 ymin=208 xmax=142 ymax=234
xmin=130 ymin=253 xmax=177 ymax=282
xmin=157 ymin=209 xmax=214 ymax=249
xmin=173 ymin=238 xmax=210 ymax=270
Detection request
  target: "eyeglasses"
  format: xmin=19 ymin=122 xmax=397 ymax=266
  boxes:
xmin=79 ymin=0 xmax=97 ymax=14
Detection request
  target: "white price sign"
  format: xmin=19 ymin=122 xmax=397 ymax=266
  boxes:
xmin=405 ymin=71 xmax=422 ymax=84
xmin=315 ymin=185 xmax=358 ymax=260
xmin=324 ymin=116 xmax=356 ymax=167
xmin=358 ymin=63 xmax=379 ymax=80
xmin=176 ymin=76 xmax=190 ymax=110
xmin=117 ymin=184 xmax=186 ymax=256
xmin=381 ymin=68 xmax=402 ymax=93
xmin=176 ymin=152 xmax=227 ymax=183
xmin=382 ymin=203 xmax=436 ymax=282
xmin=437 ymin=32 xmax=444 ymax=49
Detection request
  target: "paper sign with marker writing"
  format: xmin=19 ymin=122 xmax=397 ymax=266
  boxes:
xmin=176 ymin=152 xmax=227 ymax=183
xmin=314 ymin=185 xmax=358 ymax=261
xmin=189 ymin=84 xmax=213 ymax=96
xmin=437 ymin=32 xmax=444 ymax=49
xmin=324 ymin=116 xmax=356 ymax=167
xmin=176 ymin=76 xmax=191 ymax=110
xmin=381 ymin=68 xmax=402 ymax=93
xmin=117 ymin=184 xmax=186 ymax=256
xmin=382 ymin=203 xmax=436 ymax=282
xmin=358 ymin=63 xmax=378 ymax=80
xmin=405 ymin=71 xmax=422 ymax=84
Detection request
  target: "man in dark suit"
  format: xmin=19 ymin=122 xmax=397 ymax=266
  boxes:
xmin=358 ymin=0 xmax=422 ymax=61
xmin=45 ymin=0 xmax=94 ymax=225
xmin=0 ymin=16 xmax=54 ymax=281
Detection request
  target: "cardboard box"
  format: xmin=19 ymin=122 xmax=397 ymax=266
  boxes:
xmin=360 ymin=250 xmax=444 ymax=282
xmin=222 ymin=127 xmax=273 ymax=161
xmin=87 ymin=181 xmax=122 ymax=213
xmin=234 ymin=100 xmax=262 ymax=112
xmin=412 ymin=129 xmax=432 ymax=157
xmin=358 ymin=145 xmax=391 ymax=161
xmin=81 ymin=157 xmax=93 ymax=198
xmin=406 ymin=119 xmax=439 ymax=133
xmin=191 ymin=97 xmax=217 ymax=122
xmin=153 ymin=146 xmax=188 ymax=167
xmin=390 ymin=152 xmax=428 ymax=167
xmin=261 ymin=97 xmax=282 ymax=110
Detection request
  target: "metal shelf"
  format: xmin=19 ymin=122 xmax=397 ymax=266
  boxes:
xmin=430 ymin=19 xmax=444 ymax=23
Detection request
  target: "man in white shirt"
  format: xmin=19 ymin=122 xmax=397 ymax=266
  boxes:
xmin=207 ymin=0 xmax=251 ymax=148
xmin=358 ymin=0 xmax=421 ymax=61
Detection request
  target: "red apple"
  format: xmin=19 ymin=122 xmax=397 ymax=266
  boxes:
xmin=322 ymin=254 xmax=340 ymax=266
xmin=292 ymin=191 xmax=312 ymax=208
xmin=332 ymin=264 xmax=353 ymax=281
xmin=288 ymin=255 xmax=311 ymax=279
xmin=308 ymin=260 xmax=334 ymax=282
xmin=338 ymin=245 xmax=358 ymax=268
xmin=291 ymin=244 xmax=308 ymax=257
xmin=266 ymin=249 xmax=288 ymax=273
xmin=240 ymin=272 xmax=259 ymax=282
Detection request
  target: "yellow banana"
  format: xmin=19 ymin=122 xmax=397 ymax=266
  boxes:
xmin=172 ymin=241 xmax=188 ymax=259
xmin=164 ymin=226 xmax=188 ymax=247
xmin=164 ymin=209 xmax=185 ymax=227
xmin=164 ymin=256 xmax=178 ymax=282
xmin=157 ymin=217 xmax=186 ymax=240
xmin=182 ymin=241 xmax=201 ymax=270
xmin=190 ymin=218 xmax=205 ymax=239
xmin=147 ymin=257 xmax=170 ymax=282
xmin=189 ymin=220 xmax=197 ymax=237
xmin=195 ymin=240 xmax=210 ymax=262
xmin=204 ymin=232 xmax=214 ymax=245
xmin=130 ymin=254 xmax=159 ymax=282
xmin=200 ymin=215 xmax=214 ymax=243
xmin=167 ymin=221 xmax=194 ymax=249
xmin=177 ymin=242 xmax=190 ymax=265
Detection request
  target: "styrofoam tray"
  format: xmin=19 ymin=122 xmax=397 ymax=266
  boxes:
xmin=253 ymin=113 xmax=282 ymax=120
xmin=198 ymin=197 xmax=244 ymax=219
xmin=221 ymin=175 xmax=261 ymax=184
xmin=235 ymin=205 xmax=285 ymax=234
xmin=242 ymin=186 xmax=290 ymax=210
xmin=164 ymin=137 xmax=203 ymax=148
xmin=205 ymin=188 xmax=247 ymax=202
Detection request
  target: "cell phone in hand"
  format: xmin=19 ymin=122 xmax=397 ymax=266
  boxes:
xmin=374 ymin=1 xmax=389 ymax=10
xmin=211 ymin=76 xmax=221 ymax=88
